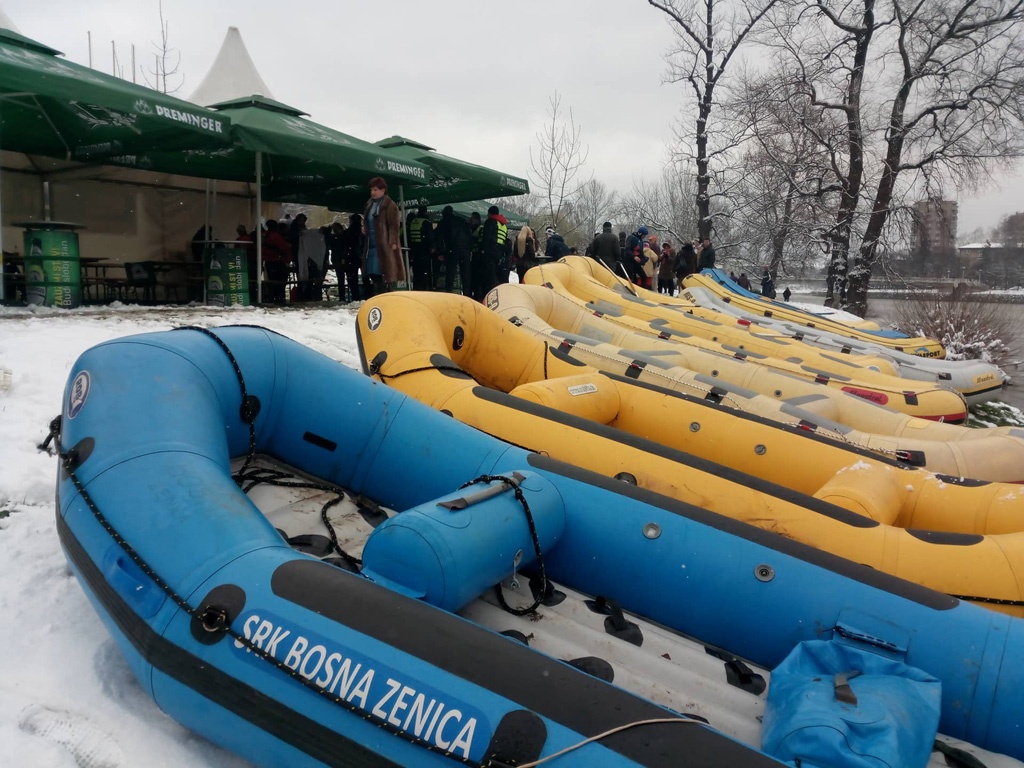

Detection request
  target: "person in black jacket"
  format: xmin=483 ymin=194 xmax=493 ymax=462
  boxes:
xmin=406 ymin=205 xmax=435 ymax=291
xmin=588 ymin=221 xmax=621 ymax=273
xmin=473 ymin=205 xmax=508 ymax=301
xmin=436 ymin=206 xmax=472 ymax=295
xmin=697 ymin=237 xmax=716 ymax=270
xmin=337 ymin=214 xmax=364 ymax=302
xmin=675 ymin=240 xmax=697 ymax=282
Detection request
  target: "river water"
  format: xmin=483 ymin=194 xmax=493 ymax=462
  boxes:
xmin=794 ymin=294 xmax=1024 ymax=410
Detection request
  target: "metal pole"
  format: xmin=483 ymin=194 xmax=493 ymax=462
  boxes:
xmin=399 ymin=184 xmax=409 ymax=290
xmin=256 ymin=151 xmax=263 ymax=305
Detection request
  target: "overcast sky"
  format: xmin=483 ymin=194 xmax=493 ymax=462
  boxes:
xmin=4 ymin=0 xmax=1022 ymax=235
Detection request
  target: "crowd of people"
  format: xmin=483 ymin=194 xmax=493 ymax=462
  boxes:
xmin=210 ymin=177 xmax=531 ymax=304
xmin=196 ymin=177 xmax=796 ymax=307
xmin=577 ymin=224 xmax=795 ymax=303
xmin=580 ymin=223 xmax=718 ymax=296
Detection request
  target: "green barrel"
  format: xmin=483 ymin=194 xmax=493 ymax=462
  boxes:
xmin=24 ymin=227 xmax=82 ymax=308
xmin=204 ymin=245 xmax=250 ymax=306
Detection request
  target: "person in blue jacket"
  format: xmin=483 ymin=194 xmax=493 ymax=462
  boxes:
xmin=623 ymin=225 xmax=649 ymax=284
xmin=543 ymin=226 xmax=570 ymax=260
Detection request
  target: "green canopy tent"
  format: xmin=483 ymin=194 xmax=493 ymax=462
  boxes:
xmin=99 ymin=95 xmax=432 ymax=302
xmin=0 ymin=29 xmax=232 ymax=161
xmin=0 ymin=27 xmax=235 ymax=300
xmin=427 ymin=200 xmax=529 ymax=230
xmin=207 ymin=97 xmax=430 ymax=302
xmin=374 ymin=135 xmax=530 ymax=206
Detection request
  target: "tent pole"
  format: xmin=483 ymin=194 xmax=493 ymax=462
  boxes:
xmin=256 ymin=151 xmax=263 ymax=305
xmin=399 ymin=184 xmax=409 ymax=290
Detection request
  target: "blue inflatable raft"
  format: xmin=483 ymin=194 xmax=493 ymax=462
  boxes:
xmin=54 ymin=327 xmax=1024 ymax=766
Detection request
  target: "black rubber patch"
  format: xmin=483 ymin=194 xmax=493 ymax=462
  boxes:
xmin=932 ymin=474 xmax=990 ymax=487
xmin=704 ymin=387 xmax=726 ymax=404
xmin=287 ymin=534 xmax=334 ymax=558
xmin=190 ymin=584 xmax=246 ymax=645
xmin=894 ymin=449 xmax=927 ymax=467
xmin=302 ymin=432 xmax=337 ymax=452
xmin=567 ymin=656 xmax=615 ymax=683
xmin=428 ymin=352 xmax=473 ymax=378
xmin=626 ymin=360 xmax=646 ymax=379
xmin=906 ymin=529 xmax=985 ymax=545
xmin=722 ymin=657 xmax=767 ymax=695
xmin=903 ymin=391 xmax=920 ymax=406
xmin=586 ymin=597 xmax=644 ymax=647
xmin=501 ymin=630 xmax=531 ymax=646
xmin=548 ymin=345 xmax=587 ymax=366
xmin=530 ymin=574 xmax=567 ymax=606
xmin=452 ymin=325 xmax=465 ymax=351
xmin=484 ymin=710 xmax=547 ymax=767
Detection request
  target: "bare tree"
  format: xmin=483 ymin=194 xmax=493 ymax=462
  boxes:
xmin=724 ymin=70 xmax=843 ymax=277
xmin=764 ymin=0 xmax=1024 ymax=316
xmin=142 ymin=0 xmax=184 ymax=95
xmin=529 ymin=92 xmax=592 ymax=237
xmin=573 ymin=179 xmax=618 ymax=246
xmin=647 ymin=0 xmax=786 ymax=240
xmin=617 ymin=160 xmax=701 ymax=246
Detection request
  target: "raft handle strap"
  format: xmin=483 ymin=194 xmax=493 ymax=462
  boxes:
xmin=440 ymin=471 xmax=526 ymax=509
xmin=458 ymin=473 xmax=550 ymax=617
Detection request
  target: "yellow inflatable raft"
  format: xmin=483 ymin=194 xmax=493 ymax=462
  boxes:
xmin=560 ymin=257 xmax=1002 ymax=403
xmin=487 ymin=282 xmax=1024 ymax=482
xmin=355 ymin=291 xmax=1024 ymax=616
xmin=524 ymin=259 xmax=968 ymax=423
xmin=684 ymin=268 xmax=946 ymax=357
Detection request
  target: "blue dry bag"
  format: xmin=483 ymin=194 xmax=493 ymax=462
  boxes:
xmin=761 ymin=639 xmax=941 ymax=768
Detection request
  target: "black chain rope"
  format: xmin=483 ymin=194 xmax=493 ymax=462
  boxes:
xmin=947 ymin=593 xmax=1024 ymax=607
xmin=457 ymin=474 xmax=550 ymax=617
xmin=368 ymin=360 xmax=470 ymax=381
xmin=50 ymin=326 xmax=484 ymax=767
xmin=234 ymin=465 xmax=361 ymax=570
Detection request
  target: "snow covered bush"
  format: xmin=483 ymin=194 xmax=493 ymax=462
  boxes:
xmin=892 ymin=295 xmax=1015 ymax=367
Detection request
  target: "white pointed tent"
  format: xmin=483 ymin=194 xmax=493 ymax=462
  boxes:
xmin=189 ymin=26 xmax=274 ymax=107
xmin=0 ymin=7 xmax=20 ymax=33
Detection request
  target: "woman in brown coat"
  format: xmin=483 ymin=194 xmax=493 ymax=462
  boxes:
xmin=362 ymin=177 xmax=404 ymax=296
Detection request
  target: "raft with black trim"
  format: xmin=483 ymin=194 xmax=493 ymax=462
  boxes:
xmin=685 ymin=267 xmax=946 ymax=357
xmin=524 ymin=259 xmax=967 ymax=422
xmin=57 ymin=327 xmax=783 ymax=768
xmin=57 ymin=327 xmax=1024 ymax=763
xmin=356 ymin=292 xmax=1024 ymax=615
xmin=561 ymin=255 xmax=1001 ymax=403
xmin=680 ymin=271 xmax=1005 ymax=404
xmin=487 ymin=283 xmax=1024 ymax=482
